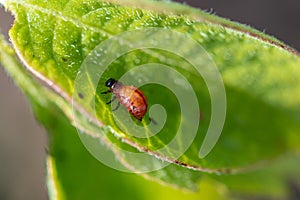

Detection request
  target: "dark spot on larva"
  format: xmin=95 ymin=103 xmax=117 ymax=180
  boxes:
xmin=78 ymin=93 xmax=84 ymax=99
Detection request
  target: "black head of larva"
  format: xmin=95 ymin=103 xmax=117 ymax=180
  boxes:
xmin=105 ymin=78 xmax=116 ymax=88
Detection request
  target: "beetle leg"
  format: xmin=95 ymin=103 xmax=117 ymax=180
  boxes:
xmin=106 ymin=96 xmax=116 ymax=105
xmin=101 ymin=90 xmax=111 ymax=94
xmin=149 ymin=117 xmax=157 ymax=125
xmin=112 ymin=101 xmax=121 ymax=111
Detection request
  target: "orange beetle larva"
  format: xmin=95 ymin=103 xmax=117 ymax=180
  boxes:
xmin=101 ymin=78 xmax=148 ymax=121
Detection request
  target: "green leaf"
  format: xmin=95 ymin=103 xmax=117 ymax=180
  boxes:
xmin=1 ymin=0 xmax=300 ymax=198
xmin=0 ymin=34 xmax=231 ymax=200
xmin=42 ymin=102 xmax=232 ymax=200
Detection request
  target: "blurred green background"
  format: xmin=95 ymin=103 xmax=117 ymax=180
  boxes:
xmin=0 ymin=0 xmax=300 ymax=199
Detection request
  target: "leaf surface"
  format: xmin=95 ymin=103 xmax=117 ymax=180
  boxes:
xmin=1 ymin=0 xmax=300 ymax=197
